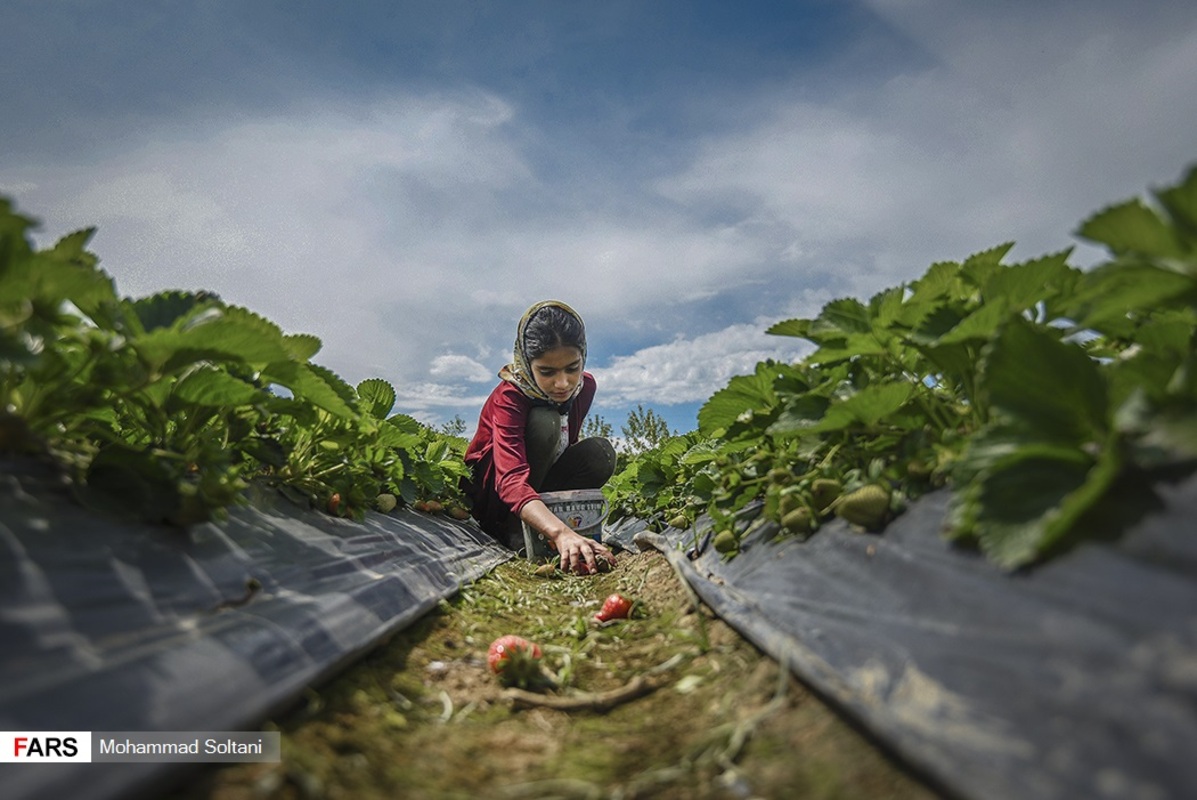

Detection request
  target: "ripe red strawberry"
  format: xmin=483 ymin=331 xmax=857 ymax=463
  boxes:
xmin=594 ymin=593 xmax=633 ymax=622
xmin=486 ymin=635 xmax=544 ymax=688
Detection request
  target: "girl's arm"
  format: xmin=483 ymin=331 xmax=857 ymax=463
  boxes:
xmin=520 ymin=498 xmax=615 ymax=574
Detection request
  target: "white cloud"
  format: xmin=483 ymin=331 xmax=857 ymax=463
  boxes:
xmin=6 ymin=90 xmax=820 ymax=412
xmin=429 ymin=354 xmax=495 ymax=383
xmin=591 ymin=320 xmax=814 ymax=406
xmin=5 ymin=1 xmax=1195 ymax=430
xmin=8 ymin=91 xmax=535 ymax=384
xmin=393 ymin=381 xmax=494 ymax=422
xmin=662 ymin=1 xmax=1197 ymax=292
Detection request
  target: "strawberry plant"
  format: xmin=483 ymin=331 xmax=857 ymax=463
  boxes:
xmin=608 ymin=164 xmax=1197 ymax=569
xmin=603 ymin=431 xmax=718 ymax=531
xmin=0 ymin=196 xmax=471 ymax=526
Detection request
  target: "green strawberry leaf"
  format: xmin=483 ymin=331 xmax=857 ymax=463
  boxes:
xmin=808 ymin=332 xmax=889 ymax=364
xmin=171 ymin=367 xmax=261 ymax=407
xmin=137 ymin=305 xmax=296 ymax=372
xmin=1077 ymin=198 xmax=1183 ymax=259
xmin=127 ymin=291 xmax=219 ymax=334
xmin=1066 ymin=263 xmax=1196 ymax=332
xmin=767 ymin=394 xmax=831 ymax=436
xmin=766 ymin=317 xmax=811 ymax=339
xmin=386 ymin=413 xmax=424 ymax=434
xmin=959 ymin=243 xmax=1015 ymax=290
xmin=697 ymin=363 xmax=780 ymax=435
xmin=869 ymin=285 xmax=906 ymax=329
xmin=980 ymin=317 xmax=1108 ymax=443
xmin=282 ymin=333 xmax=323 ymax=361
xmin=962 ymin=437 xmax=1122 ymax=569
xmin=980 ymin=251 xmax=1073 ymax=312
xmin=810 ymin=381 xmax=915 ymax=433
xmin=936 ymin=300 xmax=1010 ymax=345
xmin=263 ymin=361 xmax=357 ymax=420
xmin=970 ymin=452 xmax=1083 ymax=568
xmin=374 ymin=422 xmax=422 ymax=451
xmin=905 ymin=260 xmax=962 ymax=308
xmin=357 ymin=378 xmax=397 ymax=420
xmin=1153 ymin=164 xmax=1197 ymax=249
xmin=810 ymin=297 xmax=872 ymax=338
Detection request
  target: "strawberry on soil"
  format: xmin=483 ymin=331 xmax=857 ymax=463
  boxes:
xmin=486 ymin=635 xmax=546 ymax=690
xmin=594 ymin=593 xmax=633 ymax=623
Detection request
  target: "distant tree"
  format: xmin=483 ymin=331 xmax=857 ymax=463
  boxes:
xmin=619 ymin=404 xmax=675 ymax=456
xmin=439 ymin=414 xmax=468 ymax=438
xmin=582 ymin=413 xmax=614 ymax=439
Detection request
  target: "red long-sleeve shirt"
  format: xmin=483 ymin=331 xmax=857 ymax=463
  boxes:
xmin=463 ymin=372 xmax=596 ymax=536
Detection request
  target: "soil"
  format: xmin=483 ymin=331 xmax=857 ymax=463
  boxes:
xmin=173 ymin=549 xmax=946 ymax=800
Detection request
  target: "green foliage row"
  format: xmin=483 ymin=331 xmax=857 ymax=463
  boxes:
xmin=0 ymin=199 xmax=470 ymax=526
xmin=606 ymin=165 xmax=1197 ymax=569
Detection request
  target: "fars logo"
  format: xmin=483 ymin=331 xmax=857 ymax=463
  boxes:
xmin=1 ymin=732 xmax=92 ymax=762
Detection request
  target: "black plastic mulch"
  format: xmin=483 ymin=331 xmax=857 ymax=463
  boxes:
xmin=0 ymin=461 xmax=511 ymax=800
xmin=618 ymin=473 xmax=1197 ymax=800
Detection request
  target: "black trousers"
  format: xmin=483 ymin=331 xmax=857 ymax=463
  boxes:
xmin=525 ymin=406 xmax=617 ymax=492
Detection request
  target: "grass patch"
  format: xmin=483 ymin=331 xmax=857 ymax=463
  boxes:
xmin=176 ymin=550 xmax=941 ymax=799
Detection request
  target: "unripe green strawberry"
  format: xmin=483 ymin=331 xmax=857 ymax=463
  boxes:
xmin=811 ymin=479 xmax=842 ymax=513
xmin=906 ymin=459 xmax=931 ymax=480
xmin=778 ymin=492 xmax=802 ymax=517
xmin=768 ymin=467 xmax=793 ymax=484
xmin=667 ymin=514 xmax=690 ymax=530
xmin=835 ymin=484 xmax=891 ymax=530
xmin=713 ymin=530 xmax=739 ymax=554
xmin=781 ymin=507 xmax=812 ymax=534
xmin=375 ymin=493 xmax=398 ymax=513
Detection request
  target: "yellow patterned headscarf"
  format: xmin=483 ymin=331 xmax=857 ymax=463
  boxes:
xmin=498 ymin=300 xmax=586 ymax=408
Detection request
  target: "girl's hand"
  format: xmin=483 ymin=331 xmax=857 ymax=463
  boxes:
xmin=555 ymin=528 xmax=616 ymax=575
xmin=520 ymin=499 xmax=616 ymax=575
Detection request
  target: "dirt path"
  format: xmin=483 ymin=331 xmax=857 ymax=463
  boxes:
xmin=178 ymin=549 xmax=944 ymax=799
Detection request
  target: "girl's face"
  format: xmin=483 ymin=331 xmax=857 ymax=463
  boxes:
xmin=530 ymin=346 xmax=583 ymax=403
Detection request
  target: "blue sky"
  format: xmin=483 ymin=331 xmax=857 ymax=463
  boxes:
xmin=3 ymin=1 xmax=1196 ymax=437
